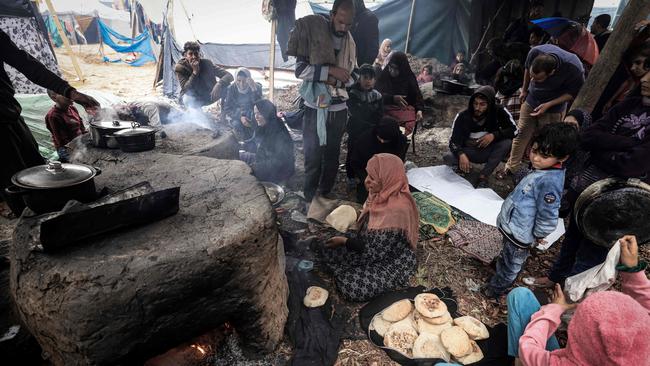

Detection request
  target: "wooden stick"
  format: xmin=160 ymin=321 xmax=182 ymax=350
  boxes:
xmin=469 ymin=1 xmax=507 ymax=66
xmin=269 ymin=18 xmax=277 ymax=102
xmin=572 ymin=0 xmax=650 ymax=112
xmin=44 ymin=0 xmax=85 ymax=82
xmin=405 ymin=0 xmax=416 ymax=54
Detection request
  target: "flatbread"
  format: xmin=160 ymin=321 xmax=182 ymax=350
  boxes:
xmin=382 ymin=299 xmax=413 ymax=322
xmin=415 ymin=293 xmax=448 ymax=318
xmin=453 ymin=316 xmax=489 ymax=340
xmin=417 ymin=317 xmax=453 ymax=336
xmin=383 ymin=321 xmax=418 ymax=357
xmin=370 ymin=315 xmax=393 ymax=337
xmin=456 ymin=340 xmax=484 ymax=365
xmin=412 ymin=333 xmax=451 ymax=361
xmin=303 ymin=286 xmax=328 ymax=307
xmin=325 ymin=205 xmax=357 ymax=232
xmin=422 ymin=311 xmax=453 ymax=325
xmin=440 ymin=326 xmax=472 ymax=358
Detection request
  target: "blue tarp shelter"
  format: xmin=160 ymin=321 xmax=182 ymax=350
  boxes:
xmin=98 ymin=19 xmax=156 ymax=66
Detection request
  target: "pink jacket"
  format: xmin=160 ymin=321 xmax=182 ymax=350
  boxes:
xmin=519 ymin=271 xmax=650 ymax=366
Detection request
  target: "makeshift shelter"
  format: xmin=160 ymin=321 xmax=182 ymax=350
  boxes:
xmin=0 ymin=0 xmax=60 ymax=94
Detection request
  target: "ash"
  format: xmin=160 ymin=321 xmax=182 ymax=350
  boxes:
xmin=213 ymin=333 xmax=287 ymax=366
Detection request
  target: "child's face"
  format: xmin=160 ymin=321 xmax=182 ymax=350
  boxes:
xmin=529 ymin=143 xmax=567 ymax=170
xmin=630 ymin=55 xmax=649 ymax=79
xmin=51 ymin=94 xmax=72 ymax=108
xmin=360 ymin=75 xmax=375 ymax=90
xmin=456 ymin=53 xmax=465 ymax=62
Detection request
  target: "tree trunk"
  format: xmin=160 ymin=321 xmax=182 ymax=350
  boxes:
xmin=572 ymin=0 xmax=650 ymax=113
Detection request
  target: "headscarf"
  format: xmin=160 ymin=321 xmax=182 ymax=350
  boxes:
xmin=557 ymin=23 xmax=599 ymax=67
xmin=376 ymin=51 xmax=421 ymax=108
xmin=377 ymin=39 xmax=392 ymax=67
xmin=235 ymin=67 xmax=254 ymax=94
xmin=361 ymin=153 xmax=419 ymax=249
xmin=254 ymin=99 xmax=286 ymax=139
xmin=549 ymin=290 xmax=650 ymax=366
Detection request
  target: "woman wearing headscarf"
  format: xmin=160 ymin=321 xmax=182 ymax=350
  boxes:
xmin=223 ymin=67 xmax=263 ymax=141
xmin=376 ymin=51 xmax=424 ymax=135
xmin=348 ymin=117 xmax=408 ymax=202
xmin=374 ymin=38 xmax=392 ymax=69
xmin=320 ymin=153 xmax=419 ymax=302
xmin=239 ymin=99 xmax=295 ymax=184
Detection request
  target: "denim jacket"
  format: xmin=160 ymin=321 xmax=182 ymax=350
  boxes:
xmin=497 ymin=168 xmax=565 ymax=246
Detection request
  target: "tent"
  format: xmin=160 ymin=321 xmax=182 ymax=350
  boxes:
xmin=0 ymin=0 xmax=60 ymax=94
xmin=41 ymin=0 xmax=132 ymax=44
xmin=310 ymin=0 xmax=471 ymax=64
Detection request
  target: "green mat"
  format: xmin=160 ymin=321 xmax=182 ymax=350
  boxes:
xmin=413 ymin=191 xmax=456 ymax=240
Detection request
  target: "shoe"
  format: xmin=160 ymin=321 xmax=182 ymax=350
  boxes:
xmin=480 ymin=285 xmax=500 ymax=299
xmin=522 ymin=276 xmax=555 ymax=288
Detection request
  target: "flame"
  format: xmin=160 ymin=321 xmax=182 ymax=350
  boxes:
xmin=190 ymin=344 xmax=207 ymax=356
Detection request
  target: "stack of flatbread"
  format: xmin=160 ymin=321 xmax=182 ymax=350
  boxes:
xmin=369 ymin=293 xmax=489 ymax=364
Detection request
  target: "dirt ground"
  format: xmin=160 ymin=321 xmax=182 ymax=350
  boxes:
xmin=3 ymin=50 xmax=649 ymax=366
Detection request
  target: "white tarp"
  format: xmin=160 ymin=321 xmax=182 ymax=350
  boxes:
xmin=407 ymin=166 xmax=565 ymax=250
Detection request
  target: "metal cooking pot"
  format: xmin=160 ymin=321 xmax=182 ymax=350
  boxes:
xmin=5 ymin=161 xmax=101 ymax=215
xmin=89 ymin=120 xmax=132 ymax=148
xmin=113 ymin=122 xmax=157 ymax=152
xmin=575 ymin=178 xmax=650 ymax=248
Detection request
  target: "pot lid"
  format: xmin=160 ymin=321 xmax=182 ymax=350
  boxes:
xmin=12 ymin=161 xmax=95 ymax=189
xmin=114 ymin=123 xmax=156 ymax=137
xmin=90 ymin=120 xmax=133 ymax=130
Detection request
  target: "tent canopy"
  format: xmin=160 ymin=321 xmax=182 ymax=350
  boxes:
xmin=41 ymin=0 xmax=132 ymax=39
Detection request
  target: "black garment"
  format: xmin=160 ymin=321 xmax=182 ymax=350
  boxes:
xmin=251 ymin=100 xmax=295 ymax=183
xmin=443 ymin=138 xmax=512 ymax=177
xmin=349 ymin=127 xmax=408 ymax=202
xmin=223 ymin=82 xmax=263 ymax=140
xmin=592 ymin=64 xmax=629 ymax=121
xmin=302 ymin=107 xmax=347 ymax=202
xmin=274 ymin=0 xmax=297 ymax=62
xmin=345 ymin=85 xmax=383 ymax=178
xmin=504 ymin=18 xmax=531 ymax=44
xmin=594 ymin=30 xmax=611 ymax=52
xmin=376 ymin=51 xmax=423 ymax=111
xmin=350 ymin=6 xmax=379 ymax=66
xmin=1 ymin=29 xmax=73 ymax=199
xmin=448 ymin=85 xmax=517 ymax=156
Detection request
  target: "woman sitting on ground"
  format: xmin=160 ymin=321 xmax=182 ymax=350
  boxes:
xmin=376 ymin=51 xmax=424 ymax=136
xmin=320 ymin=153 xmax=419 ymax=302
xmin=223 ymin=67 xmax=263 ymax=141
xmin=239 ymin=99 xmax=295 ymax=184
xmin=507 ymin=235 xmax=649 ymax=366
xmin=348 ymin=117 xmax=408 ymax=202
xmin=374 ymin=38 xmax=392 ymax=70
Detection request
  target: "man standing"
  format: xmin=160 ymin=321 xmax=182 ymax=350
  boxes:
xmin=1 ymin=29 xmax=99 ymax=212
xmin=174 ymin=41 xmax=234 ymax=108
xmin=444 ymin=86 xmax=517 ymax=188
xmin=502 ymin=44 xmax=584 ymax=175
xmin=351 ymin=0 xmax=379 ymax=67
xmin=289 ymin=0 xmax=357 ymax=203
xmin=504 ymin=0 xmax=544 ymax=45
xmin=591 ymin=14 xmax=612 ymax=52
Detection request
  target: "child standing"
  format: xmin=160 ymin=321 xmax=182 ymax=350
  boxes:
xmin=45 ymin=90 xmax=87 ymax=162
xmin=346 ymin=64 xmax=383 ymax=192
xmin=483 ymin=123 xmax=578 ymax=298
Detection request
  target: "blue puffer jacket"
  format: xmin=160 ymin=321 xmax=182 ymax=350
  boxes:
xmin=497 ymin=168 xmax=565 ymax=246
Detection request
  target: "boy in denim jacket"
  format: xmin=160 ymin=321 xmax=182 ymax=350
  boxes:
xmin=483 ymin=123 xmax=578 ymax=298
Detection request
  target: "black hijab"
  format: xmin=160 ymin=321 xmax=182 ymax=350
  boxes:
xmin=376 ymin=51 xmax=421 ymax=107
xmin=254 ymin=99 xmax=286 ymax=139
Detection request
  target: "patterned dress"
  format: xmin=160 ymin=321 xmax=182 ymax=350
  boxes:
xmin=320 ymin=227 xmax=417 ymax=302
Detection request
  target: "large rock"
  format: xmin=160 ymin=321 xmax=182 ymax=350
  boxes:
xmin=429 ymin=93 xmax=470 ymax=128
xmin=10 ymin=153 xmax=288 ymax=365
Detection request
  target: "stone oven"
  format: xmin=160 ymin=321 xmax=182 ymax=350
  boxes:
xmin=9 ymin=123 xmax=288 ymax=365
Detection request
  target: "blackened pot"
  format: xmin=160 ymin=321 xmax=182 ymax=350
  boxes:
xmin=113 ymin=123 xmax=157 ymax=152
xmin=89 ymin=120 xmax=132 ymax=148
xmin=5 ymin=161 xmax=101 ymax=215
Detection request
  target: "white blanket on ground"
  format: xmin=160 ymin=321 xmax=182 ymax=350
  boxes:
xmin=407 ymin=166 xmax=565 ymax=250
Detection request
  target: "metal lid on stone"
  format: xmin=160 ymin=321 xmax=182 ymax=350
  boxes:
xmin=12 ymin=161 xmax=96 ymax=189
xmin=90 ymin=120 xmax=133 ymax=130
xmin=113 ymin=122 xmax=157 ymax=137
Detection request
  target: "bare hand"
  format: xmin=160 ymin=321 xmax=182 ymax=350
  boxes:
xmin=477 ymin=133 xmax=495 ymax=148
xmin=69 ymin=89 xmax=100 ymax=111
xmin=519 ymin=90 xmax=528 ymax=104
xmin=325 ymin=236 xmax=347 ymax=248
xmin=190 ymin=60 xmax=200 ymax=75
xmin=551 ymin=283 xmax=576 ymax=311
xmin=458 ymin=153 xmax=471 ymax=173
xmin=619 ymin=235 xmax=639 ymax=268
xmin=535 ymin=237 xmax=548 ymax=246
xmin=416 ymin=110 xmax=423 ymax=122
xmin=329 ymin=66 xmax=350 ymax=83
xmin=393 ymin=95 xmax=408 ymax=108
xmin=240 ymin=116 xmax=251 ymax=127
xmin=530 ymin=102 xmax=551 ymax=117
